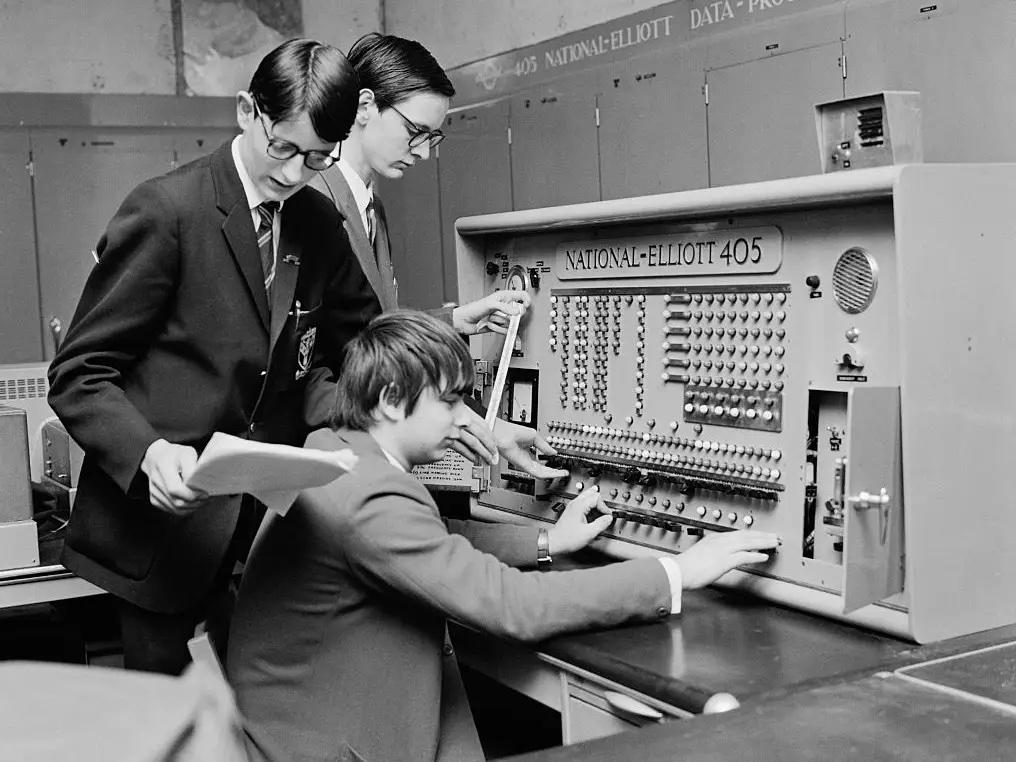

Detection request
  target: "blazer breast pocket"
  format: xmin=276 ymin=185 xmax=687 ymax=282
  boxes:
xmin=280 ymin=299 xmax=322 ymax=383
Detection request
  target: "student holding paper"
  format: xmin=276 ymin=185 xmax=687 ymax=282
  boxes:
xmin=227 ymin=311 xmax=780 ymax=762
xmin=47 ymin=40 xmax=374 ymax=675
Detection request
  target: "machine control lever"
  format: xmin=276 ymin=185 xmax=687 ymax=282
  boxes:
xmin=847 ymin=487 xmax=891 ymax=545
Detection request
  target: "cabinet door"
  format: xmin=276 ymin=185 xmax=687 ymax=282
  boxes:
xmin=706 ymin=42 xmax=845 ymax=186
xmin=377 ymin=158 xmax=443 ymax=309
xmin=598 ymin=48 xmax=709 ymax=199
xmin=510 ymin=73 xmax=600 ymax=210
xmin=438 ymin=101 xmax=512 ymax=301
xmin=844 ymin=0 xmax=1016 ymax=162
xmin=32 ymin=129 xmax=174 ymax=358
xmin=0 ymin=131 xmax=43 ymax=362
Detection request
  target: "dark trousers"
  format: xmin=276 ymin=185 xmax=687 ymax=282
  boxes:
xmin=115 ymin=499 xmax=263 ymax=675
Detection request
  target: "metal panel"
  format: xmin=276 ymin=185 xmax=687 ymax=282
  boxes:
xmin=844 ymin=0 xmax=1016 ymax=162
xmin=438 ymin=101 xmax=512 ymax=301
xmin=0 ymin=131 xmax=42 ymax=362
xmin=510 ymin=73 xmax=601 ymax=210
xmin=597 ymin=47 xmax=709 ymax=199
xmin=32 ymin=129 xmax=174 ymax=358
xmin=843 ymin=386 xmax=904 ymax=614
xmin=706 ymin=42 xmax=845 ymax=186
xmin=377 ymin=158 xmax=443 ymax=309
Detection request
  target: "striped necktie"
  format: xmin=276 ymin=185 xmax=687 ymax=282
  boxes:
xmin=365 ymin=196 xmax=377 ymax=253
xmin=256 ymin=201 xmax=279 ymax=297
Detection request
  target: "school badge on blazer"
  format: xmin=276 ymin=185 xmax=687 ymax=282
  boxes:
xmin=296 ymin=327 xmax=316 ymax=380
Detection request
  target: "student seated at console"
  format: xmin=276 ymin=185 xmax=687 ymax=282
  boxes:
xmin=226 ymin=310 xmax=779 ymax=762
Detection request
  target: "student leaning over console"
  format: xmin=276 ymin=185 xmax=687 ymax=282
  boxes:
xmin=226 ymin=310 xmax=779 ymax=762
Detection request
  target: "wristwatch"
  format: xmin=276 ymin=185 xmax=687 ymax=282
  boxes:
xmin=537 ymin=528 xmax=553 ymax=569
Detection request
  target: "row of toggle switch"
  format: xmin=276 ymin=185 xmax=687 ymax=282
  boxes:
xmin=547 ymin=421 xmax=782 ymax=458
xmin=550 ymin=440 xmax=782 ymax=479
xmin=569 ymin=485 xmax=757 ymax=528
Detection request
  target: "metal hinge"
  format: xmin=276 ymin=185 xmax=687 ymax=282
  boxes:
xmin=840 ymin=53 xmax=848 ymax=79
xmin=703 ymin=82 xmax=709 ymax=105
xmin=26 ymin=159 xmax=34 ymax=177
xmin=507 ymin=126 xmax=512 ymax=146
xmin=595 ymin=105 xmax=600 ymax=127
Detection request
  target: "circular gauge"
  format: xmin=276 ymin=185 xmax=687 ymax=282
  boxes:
xmin=505 ymin=264 xmax=531 ymax=293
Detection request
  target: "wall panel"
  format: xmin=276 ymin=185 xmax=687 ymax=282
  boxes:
xmin=438 ymin=101 xmax=513 ymax=301
xmin=0 ymin=132 xmax=43 ymax=362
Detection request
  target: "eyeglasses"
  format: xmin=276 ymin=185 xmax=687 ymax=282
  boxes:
xmin=252 ymin=101 xmax=338 ymax=171
xmin=388 ymin=103 xmax=446 ymax=149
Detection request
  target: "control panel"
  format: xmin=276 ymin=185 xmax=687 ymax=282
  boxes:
xmin=456 ymin=163 xmax=1016 ymax=643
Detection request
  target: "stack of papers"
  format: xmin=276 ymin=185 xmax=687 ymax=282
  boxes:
xmin=185 ymin=432 xmax=357 ymax=516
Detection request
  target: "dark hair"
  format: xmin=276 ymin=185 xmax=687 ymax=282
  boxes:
xmin=331 ymin=310 xmax=474 ymax=431
xmin=347 ymin=33 xmax=455 ymax=110
xmin=248 ymin=38 xmax=359 ymax=143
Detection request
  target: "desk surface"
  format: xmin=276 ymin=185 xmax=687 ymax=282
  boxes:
xmin=504 ymin=671 xmax=1016 ymax=762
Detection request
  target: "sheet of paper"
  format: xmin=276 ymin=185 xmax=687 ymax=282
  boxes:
xmin=485 ymin=312 xmax=521 ymax=429
xmin=185 ymin=432 xmax=357 ymax=516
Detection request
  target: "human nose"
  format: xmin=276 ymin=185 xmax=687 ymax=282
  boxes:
xmin=281 ymin=153 xmax=308 ymax=183
xmin=411 ymin=141 xmax=432 ymax=161
xmin=453 ymin=400 xmax=471 ymax=426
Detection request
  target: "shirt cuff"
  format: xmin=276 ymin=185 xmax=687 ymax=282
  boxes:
xmin=657 ymin=557 xmax=683 ymax=614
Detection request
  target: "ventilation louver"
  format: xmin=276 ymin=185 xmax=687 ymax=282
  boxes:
xmin=832 ymin=248 xmax=878 ymax=314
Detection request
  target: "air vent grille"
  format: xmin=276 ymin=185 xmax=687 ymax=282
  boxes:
xmin=832 ymin=248 xmax=878 ymax=314
xmin=0 ymin=376 xmax=48 ymax=402
xmin=857 ymin=106 xmax=885 ymax=147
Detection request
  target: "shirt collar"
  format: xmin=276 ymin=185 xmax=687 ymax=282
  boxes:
xmin=231 ymin=135 xmax=285 ymax=212
xmin=337 ymin=155 xmax=373 ymax=217
xmin=379 ymin=446 xmax=407 ymax=472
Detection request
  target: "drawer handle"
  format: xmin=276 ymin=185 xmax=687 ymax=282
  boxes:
xmin=602 ymin=690 xmax=663 ymax=720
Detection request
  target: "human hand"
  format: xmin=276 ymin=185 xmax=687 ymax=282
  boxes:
xmin=493 ymin=419 xmax=570 ymax=480
xmin=140 ymin=439 xmax=208 ymax=515
xmin=447 ymin=405 xmax=499 ymax=466
xmin=547 ymin=485 xmax=613 ymax=555
xmin=675 ymin=530 xmax=780 ymax=589
xmin=452 ymin=290 xmax=532 ymax=335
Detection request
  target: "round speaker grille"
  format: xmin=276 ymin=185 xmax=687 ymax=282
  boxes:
xmin=832 ymin=248 xmax=878 ymax=314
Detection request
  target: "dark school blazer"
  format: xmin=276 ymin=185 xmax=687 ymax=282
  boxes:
xmin=48 ymin=141 xmax=376 ymax=613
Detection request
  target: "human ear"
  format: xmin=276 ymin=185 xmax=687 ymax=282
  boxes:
xmin=355 ymin=88 xmax=376 ymax=126
xmin=376 ymin=384 xmax=406 ymax=422
xmin=235 ymin=91 xmax=256 ymax=131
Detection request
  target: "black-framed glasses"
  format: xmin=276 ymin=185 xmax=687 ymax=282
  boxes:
xmin=252 ymin=101 xmax=338 ymax=171
xmin=388 ymin=103 xmax=446 ymax=149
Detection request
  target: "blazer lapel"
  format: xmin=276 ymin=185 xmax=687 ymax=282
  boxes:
xmin=212 ymin=144 xmax=270 ymax=332
xmin=372 ymin=198 xmax=399 ymax=312
xmin=268 ymin=216 xmax=301 ymax=353
xmin=329 ymin=171 xmax=393 ymax=311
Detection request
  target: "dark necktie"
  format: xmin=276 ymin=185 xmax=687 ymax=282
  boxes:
xmin=365 ymin=196 xmax=377 ymax=256
xmin=256 ymin=201 xmax=279 ymax=298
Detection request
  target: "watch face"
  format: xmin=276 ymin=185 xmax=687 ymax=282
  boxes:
xmin=505 ymin=264 xmax=530 ymax=294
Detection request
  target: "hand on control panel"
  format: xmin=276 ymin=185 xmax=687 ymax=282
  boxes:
xmin=453 ymin=289 xmax=532 ymax=335
xmin=547 ymin=485 xmax=614 ymax=556
xmin=674 ymin=530 xmax=780 ymax=590
xmin=492 ymin=419 xmax=570 ymax=480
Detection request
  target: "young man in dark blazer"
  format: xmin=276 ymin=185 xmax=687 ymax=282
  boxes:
xmin=227 ymin=311 xmax=779 ymax=762
xmin=47 ymin=39 xmax=375 ymax=674
xmin=310 ymin=32 xmax=566 ymax=480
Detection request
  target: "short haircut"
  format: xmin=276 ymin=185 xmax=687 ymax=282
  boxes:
xmin=347 ymin=33 xmax=455 ymax=110
xmin=248 ymin=38 xmax=359 ymax=143
xmin=331 ymin=310 xmax=474 ymax=431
